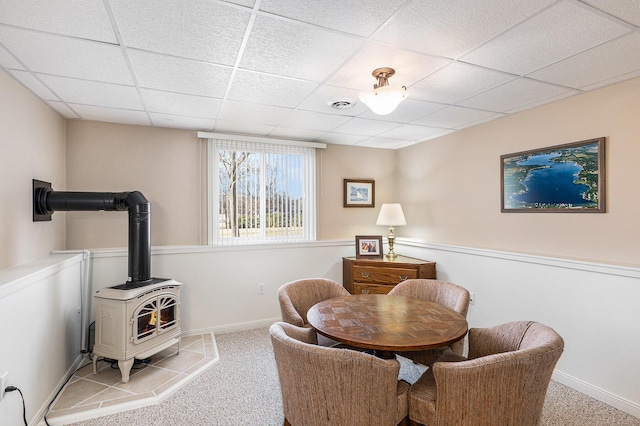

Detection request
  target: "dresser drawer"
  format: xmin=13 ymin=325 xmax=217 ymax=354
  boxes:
xmin=353 ymin=283 xmax=394 ymax=295
xmin=343 ymin=256 xmax=436 ymax=295
xmin=352 ymin=265 xmax=417 ymax=285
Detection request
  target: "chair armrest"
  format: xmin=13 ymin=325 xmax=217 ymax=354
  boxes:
xmin=278 ymin=322 xmax=318 ymax=344
xmin=277 ymin=292 xmax=305 ymax=327
xmin=468 ymin=321 xmax=532 ymax=358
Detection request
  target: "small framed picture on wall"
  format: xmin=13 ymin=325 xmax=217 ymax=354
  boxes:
xmin=344 ymin=179 xmax=375 ymax=208
xmin=355 ymin=235 xmax=383 ymax=259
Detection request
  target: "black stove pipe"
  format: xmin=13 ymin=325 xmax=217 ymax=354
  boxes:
xmin=34 ymin=181 xmax=151 ymax=285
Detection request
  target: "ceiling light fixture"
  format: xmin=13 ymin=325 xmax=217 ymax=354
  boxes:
xmin=359 ymin=67 xmax=407 ymax=115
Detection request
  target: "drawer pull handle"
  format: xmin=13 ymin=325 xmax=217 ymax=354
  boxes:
xmin=361 ymin=289 xmax=369 ymax=294
xmin=360 ymin=272 xmax=370 ymax=278
xmin=399 ymin=275 xmax=408 ymax=281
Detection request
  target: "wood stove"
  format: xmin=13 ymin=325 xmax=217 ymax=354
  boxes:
xmin=92 ymin=278 xmax=182 ymax=383
xmin=32 ymin=182 xmax=184 ymax=383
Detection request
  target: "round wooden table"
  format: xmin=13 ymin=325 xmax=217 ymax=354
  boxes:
xmin=307 ymin=294 xmax=468 ymax=359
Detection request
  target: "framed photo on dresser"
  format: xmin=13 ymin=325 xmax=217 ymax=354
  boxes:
xmin=355 ymin=235 xmax=383 ymax=259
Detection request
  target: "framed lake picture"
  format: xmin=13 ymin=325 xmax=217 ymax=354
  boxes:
xmin=501 ymin=137 xmax=605 ymax=213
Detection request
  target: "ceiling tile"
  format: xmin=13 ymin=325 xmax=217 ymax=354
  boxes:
xmin=527 ymin=32 xmax=640 ymax=90
xmin=259 ymin=0 xmax=407 ymax=37
xmin=70 ymin=104 xmax=150 ymax=126
xmin=0 ymin=26 xmax=133 ymax=84
xmin=239 ymin=15 xmax=362 ymax=81
xmin=326 ymin=41 xmax=451 ymax=91
xmin=581 ymin=0 xmax=640 ymax=27
xmin=297 ymin=84 xmax=366 ymax=116
xmin=411 ymin=106 xmax=503 ymax=129
xmin=377 ymin=124 xmax=447 ymax=141
xmin=331 ymin=117 xmax=400 ymax=136
xmin=410 ymin=62 xmax=516 ymax=104
xmin=0 ymin=0 xmax=117 ymax=43
xmin=580 ymin=69 xmax=640 ymax=92
xmin=46 ymin=101 xmax=80 ymax=119
xmin=316 ymin=132 xmax=368 ymax=145
xmin=460 ymin=1 xmax=631 ymax=75
xmin=276 ymin=109 xmax=351 ymax=131
xmin=149 ymin=113 xmax=215 ymax=130
xmin=0 ymin=44 xmax=24 ymax=69
xmin=458 ymin=78 xmax=576 ymax=112
xmin=3 ymin=0 xmax=640 ymax=150
xmin=505 ymin=90 xmax=579 ymax=114
xmin=227 ymin=0 xmax=255 ymax=7
xmin=38 ymin=75 xmax=143 ymax=109
xmin=226 ymin=69 xmax=318 ymax=108
xmin=355 ymin=136 xmax=416 ymax=149
xmin=269 ymin=126 xmax=326 ymax=141
xmin=142 ymin=89 xmax=222 ymax=118
xmin=129 ymin=50 xmax=232 ymax=98
xmin=110 ymin=0 xmax=250 ymax=64
xmin=218 ymin=100 xmax=292 ymax=125
xmin=9 ymin=70 xmax=59 ymax=100
xmin=214 ymin=120 xmax=275 ymax=136
xmin=373 ymin=0 xmax=556 ymax=58
xmin=357 ymin=98 xmax=447 ymax=123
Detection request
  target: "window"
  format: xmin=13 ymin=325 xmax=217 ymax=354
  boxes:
xmin=203 ymin=133 xmax=324 ymax=245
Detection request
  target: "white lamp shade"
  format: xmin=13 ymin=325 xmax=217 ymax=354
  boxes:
xmin=359 ymin=85 xmax=407 ymax=115
xmin=376 ymin=203 xmax=407 ymax=226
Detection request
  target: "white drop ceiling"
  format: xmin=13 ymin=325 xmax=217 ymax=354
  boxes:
xmin=1 ymin=0 xmax=639 ymax=149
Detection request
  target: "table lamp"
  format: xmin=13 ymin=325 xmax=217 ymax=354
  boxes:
xmin=376 ymin=203 xmax=406 ymax=261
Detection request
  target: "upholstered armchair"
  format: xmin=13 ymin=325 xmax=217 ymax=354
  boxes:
xmin=270 ymin=321 xmax=409 ymax=426
xmin=388 ymin=279 xmax=470 ymax=365
xmin=409 ymin=321 xmax=564 ymax=426
xmin=277 ymin=278 xmax=350 ymax=346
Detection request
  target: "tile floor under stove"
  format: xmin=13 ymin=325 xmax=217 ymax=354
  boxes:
xmin=45 ymin=333 xmax=217 ymax=425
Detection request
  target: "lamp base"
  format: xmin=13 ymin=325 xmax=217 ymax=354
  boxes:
xmin=386 ymin=234 xmax=399 ymax=261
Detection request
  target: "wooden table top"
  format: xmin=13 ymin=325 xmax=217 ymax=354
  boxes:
xmin=307 ymin=294 xmax=468 ymax=355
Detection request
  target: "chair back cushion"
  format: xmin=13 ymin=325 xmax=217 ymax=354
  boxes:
xmin=388 ymin=279 xmax=470 ymax=318
xmin=426 ymin=321 xmax=564 ymax=426
xmin=277 ymin=278 xmax=349 ymax=326
xmin=270 ymin=322 xmax=408 ymax=426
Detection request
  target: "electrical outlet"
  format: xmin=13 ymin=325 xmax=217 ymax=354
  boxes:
xmin=0 ymin=372 xmax=8 ymax=402
xmin=469 ymin=292 xmax=475 ymax=305
xmin=258 ymin=283 xmax=265 ymax=294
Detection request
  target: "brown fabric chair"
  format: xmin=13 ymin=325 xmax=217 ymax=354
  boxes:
xmin=388 ymin=279 xmax=470 ymax=365
xmin=277 ymin=278 xmax=350 ymax=346
xmin=409 ymin=321 xmax=564 ymax=426
xmin=270 ymin=321 xmax=410 ymax=426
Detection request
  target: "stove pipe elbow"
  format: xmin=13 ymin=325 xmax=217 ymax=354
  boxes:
xmin=33 ymin=180 xmax=152 ymax=284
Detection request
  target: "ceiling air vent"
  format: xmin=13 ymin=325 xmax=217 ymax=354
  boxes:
xmin=328 ymin=98 xmax=356 ymax=110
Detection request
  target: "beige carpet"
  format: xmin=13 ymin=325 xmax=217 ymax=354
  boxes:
xmin=68 ymin=327 xmax=640 ymax=426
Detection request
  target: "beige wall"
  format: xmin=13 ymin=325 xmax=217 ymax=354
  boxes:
xmin=65 ymin=120 xmax=203 ymax=249
xmin=65 ymin=122 xmax=395 ymax=248
xmin=397 ymin=77 xmax=640 ymax=267
xmin=6 ymin=64 xmax=638 ymax=267
xmin=0 ymin=69 xmax=66 ymax=269
xmin=317 ymin=144 xmax=396 ymax=239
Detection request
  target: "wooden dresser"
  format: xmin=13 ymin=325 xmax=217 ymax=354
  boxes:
xmin=342 ymin=255 xmax=436 ymax=295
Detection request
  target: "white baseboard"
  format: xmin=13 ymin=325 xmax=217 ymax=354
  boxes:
xmin=183 ymin=317 xmax=280 ymax=337
xmin=553 ymin=370 xmax=640 ymax=419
